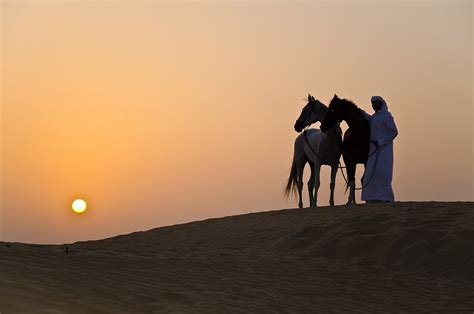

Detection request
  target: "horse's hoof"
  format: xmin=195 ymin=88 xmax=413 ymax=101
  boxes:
xmin=330 ymin=202 xmax=335 ymax=206
xmin=298 ymin=204 xmax=303 ymax=209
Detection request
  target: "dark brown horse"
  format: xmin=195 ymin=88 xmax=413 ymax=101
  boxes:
xmin=320 ymin=95 xmax=370 ymax=204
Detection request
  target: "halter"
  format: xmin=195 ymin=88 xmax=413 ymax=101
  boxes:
xmin=303 ymin=101 xmax=318 ymax=132
xmin=302 ymin=101 xmax=338 ymax=165
xmin=302 ymin=101 xmax=380 ymax=190
xmin=303 ymin=101 xmax=341 ymax=134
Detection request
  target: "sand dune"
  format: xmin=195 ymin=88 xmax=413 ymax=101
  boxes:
xmin=1 ymin=202 xmax=473 ymax=312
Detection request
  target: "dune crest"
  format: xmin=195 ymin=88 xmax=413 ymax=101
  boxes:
xmin=1 ymin=202 xmax=473 ymax=312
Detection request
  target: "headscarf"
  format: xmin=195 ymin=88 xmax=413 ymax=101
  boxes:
xmin=371 ymin=96 xmax=388 ymax=110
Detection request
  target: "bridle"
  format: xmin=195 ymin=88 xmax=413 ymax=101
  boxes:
xmin=301 ymin=101 xmax=337 ymax=165
xmin=300 ymin=101 xmax=380 ymax=191
xmin=302 ymin=101 xmax=320 ymax=132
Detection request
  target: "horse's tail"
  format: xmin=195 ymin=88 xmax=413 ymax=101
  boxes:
xmin=284 ymin=158 xmax=298 ymax=199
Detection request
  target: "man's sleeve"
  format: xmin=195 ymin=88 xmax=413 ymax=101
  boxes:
xmin=361 ymin=110 xmax=372 ymax=122
xmin=379 ymin=113 xmax=398 ymax=147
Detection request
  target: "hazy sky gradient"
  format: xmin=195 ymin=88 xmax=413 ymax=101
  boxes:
xmin=1 ymin=1 xmax=472 ymax=244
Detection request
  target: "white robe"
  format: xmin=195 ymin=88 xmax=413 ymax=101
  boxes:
xmin=361 ymin=102 xmax=398 ymax=202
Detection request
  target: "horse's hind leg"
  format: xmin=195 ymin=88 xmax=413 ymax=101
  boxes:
xmin=296 ymin=161 xmax=305 ymax=208
xmin=307 ymin=161 xmax=315 ymax=207
xmin=329 ymin=166 xmax=338 ymax=206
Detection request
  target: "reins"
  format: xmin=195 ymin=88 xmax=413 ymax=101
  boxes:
xmin=338 ymin=147 xmax=379 ymax=191
xmin=303 ymin=129 xmax=327 ymax=165
xmin=302 ymin=102 xmax=331 ymax=165
xmin=302 ymin=101 xmax=380 ymax=191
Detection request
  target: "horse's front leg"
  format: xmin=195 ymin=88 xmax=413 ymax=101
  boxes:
xmin=307 ymin=161 xmax=315 ymax=207
xmin=345 ymin=161 xmax=357 ymax=205
xmin=311 ymin=163 xmax=321 ymax=207
xmin=351 ymin=182 xmax=356 ymax=204
xmin=329 ymin=166 xmax=338 ymax=206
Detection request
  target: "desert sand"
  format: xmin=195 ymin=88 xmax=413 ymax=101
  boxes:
xmin=1 ymin=202 xmax=473 ymax=313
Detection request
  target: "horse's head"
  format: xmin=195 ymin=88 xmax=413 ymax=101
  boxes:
xmin=294 ymin=94 xmax=328 ymax=132
xmin=321 ymin=94 xmax=346 ymax=132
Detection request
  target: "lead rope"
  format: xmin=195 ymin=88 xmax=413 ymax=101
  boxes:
xmin=303 ymin=128 xmax=327 ymax=164
xmin=303 ymin=101 xmax=379 ymax=191
xmin=305 ymin=122 xmax=380 ymax=191
xmin=302 ymin=103 xmax=332 ymax=165
xmin=338 ymin=146 xmax=380 ymax=191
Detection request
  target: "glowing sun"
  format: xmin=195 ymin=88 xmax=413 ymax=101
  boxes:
xmin=72 ymin=199 xmax=87 ymax=214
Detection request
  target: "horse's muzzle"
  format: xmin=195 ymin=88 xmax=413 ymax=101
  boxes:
xmin=294 ymin=122 xmax=303 ymax=133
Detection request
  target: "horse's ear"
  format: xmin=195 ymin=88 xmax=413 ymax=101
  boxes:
xmin=333 ymin=94 xmax=339 ymax=99
xmin=311 ymin=96 xmax=315 ymax=101
xmin=308 ymin=94 xmax=312 ymax=101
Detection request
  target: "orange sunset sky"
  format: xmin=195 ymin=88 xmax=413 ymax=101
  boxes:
xmin=1 ymin=1 xmax=473 ymax=244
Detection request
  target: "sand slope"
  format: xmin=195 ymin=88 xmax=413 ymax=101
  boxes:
xmin=1 ymin=202 xmax=473 ymax=313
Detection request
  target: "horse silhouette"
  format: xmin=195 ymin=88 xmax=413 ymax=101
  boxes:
xmin=321 ymin=94 xmax=371 ymax=204
xmin=285 ymin=94 xmax=343 ymax=208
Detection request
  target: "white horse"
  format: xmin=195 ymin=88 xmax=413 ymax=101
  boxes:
xmin=285 ymin=94 xmax=343 ymax=207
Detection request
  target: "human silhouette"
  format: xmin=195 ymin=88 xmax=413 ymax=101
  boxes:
xmin=361 ymin=96 xmax=398 ymax=203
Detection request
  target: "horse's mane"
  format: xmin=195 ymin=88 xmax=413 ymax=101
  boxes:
xmin=339 ymin=98 xmax=366 ymax=121
xmin=315 ymin=99 xmax=328 ymax=111
xmin=340 ymin=98 xmax=360 ymax=110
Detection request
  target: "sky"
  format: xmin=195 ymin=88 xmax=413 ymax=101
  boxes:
xmin=1 ymin=1 xmax=472 ymax=244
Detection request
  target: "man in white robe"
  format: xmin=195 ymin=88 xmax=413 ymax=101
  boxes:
xmin=361 ymin=96 xmax=398 ymax=203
